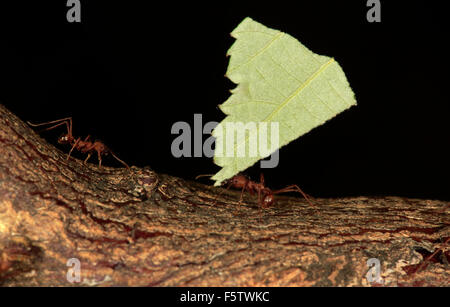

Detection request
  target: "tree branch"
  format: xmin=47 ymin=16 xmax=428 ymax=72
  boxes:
xmin=0 ymin=104 xmax=448 ymax=286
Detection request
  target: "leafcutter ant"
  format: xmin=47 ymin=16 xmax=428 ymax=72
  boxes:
xmin=27 ymin=117 xmax=129 ymax=168
xmin=197 ymin=173 xmax=315 ymax=209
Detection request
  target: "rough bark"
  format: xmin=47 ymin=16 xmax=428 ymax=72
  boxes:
xmin=0 ymin=104 xmax=448 ymax=287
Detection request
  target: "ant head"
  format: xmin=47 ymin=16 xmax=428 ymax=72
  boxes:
xmin=230 ymin=174 xmax=247 ymax=185
xmin=262 ymin=193 xmax=274 ymax=207
xmin=57 ymin=134 xmax=71 ymax=144
xmin=230 ymin=176 xmax=240 ymax=185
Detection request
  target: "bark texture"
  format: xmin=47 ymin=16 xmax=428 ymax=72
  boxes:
xmin=0 ymin=104 xmax=448 ymax=286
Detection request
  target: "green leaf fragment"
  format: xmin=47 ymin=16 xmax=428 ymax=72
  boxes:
xmin=212 ymin=17 xmax=357 ymax=186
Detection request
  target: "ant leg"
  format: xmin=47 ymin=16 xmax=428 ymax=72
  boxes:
xmin=258 ymin=173 xmax=265 ymax=208
xmin=272 ymin=185 xmax=315 ymax=208
xmin=235 ymin=182 xmax=248 ymax=214
xmin=258 ymin=189 xmax=272 ymax=209
xmin=258 ymin=188 xmax=260 ymax=205
xmin=238 ymin=182 xmax=248 ymax=205
xmin=84 ymin=135 xmax=91 ymax=142
xmin=414 ymin=237 xmax=450 ymax=274
xmin=68 ymin=118 xmax=73 ymax=136
xmin=257 ymin=187 xmax=262 ymax=208
xmin=256 ymin=188 xmax=265 ymax=221
xmin=67 ymin=137 xmax=81 ymax=160
xmin=97 ymin=149 xmax=102 ymax=167
xmin=211 ymin=182 xmax=233 ymax=206
xmin=84 ymin=152 xmax=92 ymax=164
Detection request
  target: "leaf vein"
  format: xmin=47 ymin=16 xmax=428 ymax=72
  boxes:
xmin=228 ymin=32 xmax=284 ymax=74
xmin=264 ymin=58 xmax=335 ymax=122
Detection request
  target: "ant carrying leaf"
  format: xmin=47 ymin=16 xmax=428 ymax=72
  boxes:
xmin=27 ymin=117 xmax=129 ymax=168
xmin=197 ymin=173 xmax=315 ymax=209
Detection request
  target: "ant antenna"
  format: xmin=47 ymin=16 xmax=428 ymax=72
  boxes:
xmin=27 ymin=117 xmax=72 ymax=134
xmin=195 ymin=174 xmax=215 ymax=180
xmin=194 ymin=174 xmax=232 ymax=206
xmin=110 ymin=151 xmax=130 ymax=168
xmin=27 ymin=117 xmax=72 ymax=127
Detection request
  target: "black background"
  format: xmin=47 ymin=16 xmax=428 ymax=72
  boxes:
xmin=0 ymin=1 xmax=448 ymax=200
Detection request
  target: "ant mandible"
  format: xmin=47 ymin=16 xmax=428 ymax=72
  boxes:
xmin=200 ymin=173 xmax=314 ymax=209
xmin=27 ymin=117 xmax=129 ymax=168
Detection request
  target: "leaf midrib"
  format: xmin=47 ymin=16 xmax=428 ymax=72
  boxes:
xmin=230 ymin=57 xmax=336 ymax=157
xmin=227 ymin=32 xmax=284 ymax=75
xmin=264 ymin=58 xmax=335 ymax=122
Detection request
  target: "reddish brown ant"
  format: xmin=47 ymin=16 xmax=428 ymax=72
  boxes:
xmin=198 ymin=173 xmax=314 ymax=209
xmin=27 ymin=117 xmax=129 ymax=168
xmin=413 ymin=237 xmax=449 ymax=275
